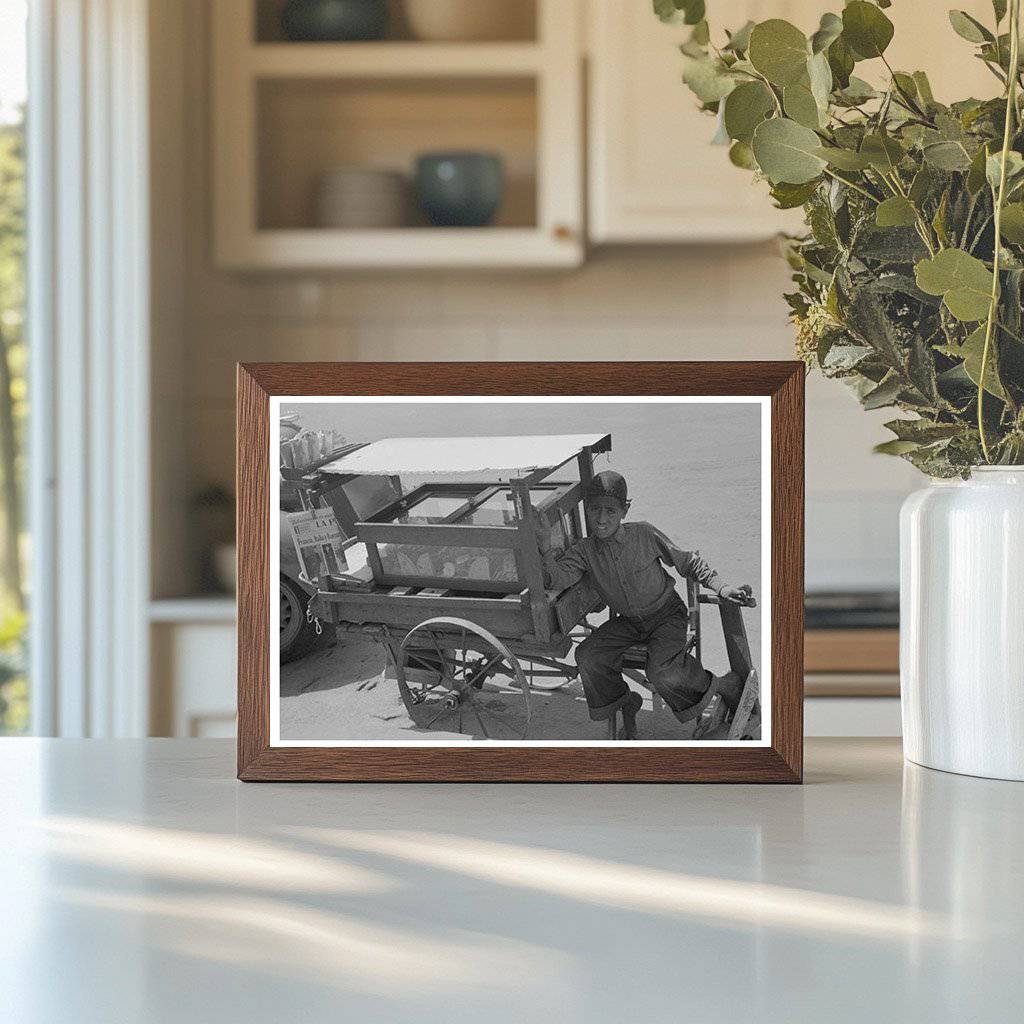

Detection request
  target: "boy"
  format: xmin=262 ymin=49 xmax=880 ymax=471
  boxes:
xmin=538 ymin=470 xmax=752 ymax=740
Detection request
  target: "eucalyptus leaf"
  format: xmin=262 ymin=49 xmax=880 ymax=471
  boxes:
xmin=690 ymin=19 xmax=710 ymax=45
xmin=854 ymin=226 xmax=929 ymax=263
xmin=653 ymin=0 xmax=705 ymax=25
xmin=875 ymin=196 xmax=918 ymax=228
xmin=959 ymin=324 xmax=1007 ymax=398
xmin=711 ymin=105 xmax=731 ymax=145
xmin=770 ymin=179 xmax=821 ymax=209
xmin=999 ymin=202 xmax=1024 ymax=242
xmin=653 ymin=0 xmax=677 ymax=23
xmin=729 ymin=140 xmax=758 ymax=169
xmin=807 ymin=51 xmax=833 ymax=111
xmin=948 ymin=10 xmax=993 ymax=44
xmin=825 ymin=34 xmax=854 ymax=89
xmin=872 ymin=272 xmax=939 ymax=305
xmin=912 ymin=71 xmax=935 ymax=105
xmin=822 ymin=342 xmax=874 ymax=373
xmin=892 ymin=72 xmax=920 ymax=103
xmin=681 ymin=0 xmax=705 ymax=25
xmin=752 ymin=117 xmax=827 ymax=184
xmin=967 ymin=142 xmax=993 ymax=193
xmin=862 ymin=374 xmax=903 ymax=409
xmin=915 ymin=249 xmax=994 ymax=321
xmin=860 ymin=133 xmax=905 ymax=172
xmin=810 ymin=12 xmax=843 ymax=54
xmin=874 ymin=439 xmax=921 ymax=455
xmin=847 ymin=284 xmax=909 ymax=370
xmin=723 ymin=81 xmax=775 ymax=143
xmin=748 ymin=19 xmax=810 ymax=87
xmin=986 ymin=150 xmax=1024 ymax=190
xmin=842 ymin=1 xmax=894 ymax=60
xmin=783 ymin=83 xmax=823 ymax=129
xmin=724 ymin=20 xmax=755 ymax=53
xmin=923 ymin=141 xmax=973 ymax=171
xmin=836 ymin=76 xmax=878 ymax=105
xmin=681 ymin=55 xmax=737 ymax=103
xmin=884 ymin=419 xmax=963 ymax=443
xmin=909 ymin=165 xmax=937 ymax=205
xmin=909 ymin=335 xmax=941 ymax=402
xmin=815 ymin=146 xmax=872 ymax=170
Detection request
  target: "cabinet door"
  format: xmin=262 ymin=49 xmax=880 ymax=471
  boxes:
xmin=588 ymin=1 xmax=1003 ymax=245
xmin=588 ymin=1 xmax=814 ymax=242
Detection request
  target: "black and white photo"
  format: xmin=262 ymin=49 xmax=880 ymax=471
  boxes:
xmin=270 ymin=397 xmax=770 ymax=747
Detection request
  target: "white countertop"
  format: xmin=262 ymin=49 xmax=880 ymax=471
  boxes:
xmin=2 ymin=738 xmax=1021 ymax=1023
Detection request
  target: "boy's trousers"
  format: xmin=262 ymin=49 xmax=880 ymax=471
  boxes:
xmin=574 ymin=592 xmax=719 ymax=723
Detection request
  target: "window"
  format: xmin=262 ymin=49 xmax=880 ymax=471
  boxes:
xmin=0 ymin=1 xmax=27 ymax=734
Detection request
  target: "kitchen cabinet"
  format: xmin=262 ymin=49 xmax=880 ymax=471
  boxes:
xmin=587 ymin=0 xmax=999 ymax=244
xmin=150 ymin=601 xmax=237 ymax=738
xmin=211 ymin=0 xmax=583 ymax=269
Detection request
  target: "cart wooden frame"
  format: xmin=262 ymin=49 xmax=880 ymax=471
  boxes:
xmin=238 ymin=362 xmax=804 ymax=782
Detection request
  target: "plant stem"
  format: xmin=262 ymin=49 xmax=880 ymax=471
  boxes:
xmin=979 ymin=0 xmax=1021 ymax=462
xmin=880 ymin=54 xmax=929 ymax=120
xmin=821 ymin=167 xmax=879 ymax=203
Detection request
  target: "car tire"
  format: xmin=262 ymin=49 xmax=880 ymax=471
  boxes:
xmin=280 ymin=574 xmax=323 ymax=664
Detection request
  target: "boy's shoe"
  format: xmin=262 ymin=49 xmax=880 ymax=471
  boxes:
xmin=712 ymin=670 xmax=744 ymax=713
xmin=692 ymin=693 xmax=730 ymax=740
xmin=619 ymin=691 xmax=643 ymax=740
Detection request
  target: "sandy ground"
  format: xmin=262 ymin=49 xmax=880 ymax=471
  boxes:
xmin=280 ymin=628 xmax=725 ymax=742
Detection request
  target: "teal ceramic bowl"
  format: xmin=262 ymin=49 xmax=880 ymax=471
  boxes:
xmin=415 ymin=152 xmax=505 ymax=227
xmin=280 ymin=0 xmax=388 ymax=42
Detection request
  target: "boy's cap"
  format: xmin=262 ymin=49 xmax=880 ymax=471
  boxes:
xmin=584 ymin=470 xmax=628 ymax=507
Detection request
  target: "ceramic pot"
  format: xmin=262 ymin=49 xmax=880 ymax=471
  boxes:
xmin=314 ymin=167 xmax=409 ymax=228
xmin=404 ymin=0 xmax=534 ymax=42
xmin=900 ymin=467 xmax=1024 ymax=780
xmin=281 ymin=0 xmax=387 ymax=42
xmin=415 ymin=152 xmax=504 ymax=227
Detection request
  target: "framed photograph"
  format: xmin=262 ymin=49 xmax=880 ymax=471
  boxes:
xmin=238 ymin=362 xmax=804 ymax=782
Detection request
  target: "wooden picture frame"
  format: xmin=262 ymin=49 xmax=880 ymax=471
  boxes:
xmin=238 ymin=362 xmax=804 ymax=782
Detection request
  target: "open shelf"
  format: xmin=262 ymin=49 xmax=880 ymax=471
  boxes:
xmin=257 ymin=76 xmax=537 ymax=232
xmin=249 ymin=42 xmax=544 ymax=77
xmin=213 ymin=0 xmax=581 ymax=268
xmin=223 ymin=227 xmax=578 ymax=269
xmin=149 ymin=597 xmax=237 ymax=624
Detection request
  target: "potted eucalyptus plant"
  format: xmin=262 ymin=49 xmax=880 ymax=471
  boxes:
xmin=658 ymin=0 xmax=1024 ymax=779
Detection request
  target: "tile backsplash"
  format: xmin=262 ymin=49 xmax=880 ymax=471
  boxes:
xmin=169 ymin=246 xmax=918 ymax=595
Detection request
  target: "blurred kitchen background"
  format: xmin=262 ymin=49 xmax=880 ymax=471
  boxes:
xmin=2 ymin=0 xmax=997 ymax=740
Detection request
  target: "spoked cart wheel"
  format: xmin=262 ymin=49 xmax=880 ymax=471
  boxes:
xmin=393 ymin=617 xmax=532 ymax=739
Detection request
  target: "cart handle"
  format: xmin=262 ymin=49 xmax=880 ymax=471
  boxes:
xmin=698 ymin=593 xmax=758 ymax=609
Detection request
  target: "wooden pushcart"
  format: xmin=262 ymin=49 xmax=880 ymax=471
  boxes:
xmin=289 ymin=433 xmax=759 ymax=740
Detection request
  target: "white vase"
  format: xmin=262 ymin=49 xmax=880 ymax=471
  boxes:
xmin=900 ymin=467 xmax=1024 ymax=780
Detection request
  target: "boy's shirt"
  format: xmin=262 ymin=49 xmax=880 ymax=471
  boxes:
xmin=541 ymin=520 xmax=722 ymax=619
